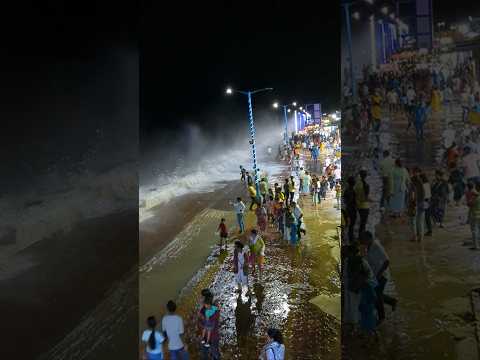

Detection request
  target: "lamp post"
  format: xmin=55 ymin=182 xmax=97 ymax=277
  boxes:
xmin=273 ymin=101 xmax=296 ymax=145
xmin=342 ymin=1 xmax=356 ymax=100
xmin=226 ymin=87 xmax=273 ymax=201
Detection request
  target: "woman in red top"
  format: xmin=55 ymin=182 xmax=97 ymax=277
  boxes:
xmin=217 ymin=218 xmax=228 ymax=249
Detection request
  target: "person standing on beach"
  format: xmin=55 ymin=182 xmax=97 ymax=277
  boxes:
xmin=256 ymin=203 xmax=268 ymax=233
xmin=288 ymin=176 xmax=296 ymax=205
xmin=232 ymin=197 xmax=246 ymax=234
xmin=142 ymin=316 xmax=165 ymax=360
xmin=354 ymin=170 xmax=371 ymax=237
xmin=240 ymin=166 xmax=246 ymax=183
xmin=249 ymin=229 xmax=265 ymax=279
xmin=162 ymin=301 xmax=189 ymax=360
xmin=248 ymin=184 xmax=258 ymax=211
xmin=233 ymin=241 xmax=249 ymax=292
xmin=216 ymin=218 xmax=229 ymax=249
xmin=283 ymin=178 xmax=290 ymax=204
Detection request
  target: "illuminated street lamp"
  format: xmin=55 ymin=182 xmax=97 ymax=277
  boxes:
xmin=226 ymin=86 xmax=273 ymax=200
xmin=273 ymin=101 xmax=296 ymax=145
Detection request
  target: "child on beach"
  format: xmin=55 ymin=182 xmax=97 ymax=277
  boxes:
xmin=216 ymin=218 xmax=229 ymax=249
xmin=201 ymin=297 xmax=218 ymax=347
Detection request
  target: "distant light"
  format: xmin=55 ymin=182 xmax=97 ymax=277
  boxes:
xmin=299 ymin=106 xmax=303 ymax=110
xmin=226 ymin=88 xmax=233 ymax=95
xmin=381 ymin=6 xmax=388 ymax=15
xmin=292 ymin=102 xmax=297 ymax=106
xmin=352 ymin=11 xmax=360 ymax=20
xmin=273 ymin=102 xmax=279 ymax=109
xmin=287 ymin=109 xmax=291 ymax=113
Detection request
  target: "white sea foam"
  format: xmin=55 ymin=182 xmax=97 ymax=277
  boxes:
xmin=139 ymin=147 xmax=287 ymax=222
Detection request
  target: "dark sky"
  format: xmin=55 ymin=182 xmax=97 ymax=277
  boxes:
xmin=1 ymin=1 xmax=137 ymax=183
xmin=434 ymin=0 xmax=480 ymax=23
xmin=141 ymin=0 xmax=340 ymax=136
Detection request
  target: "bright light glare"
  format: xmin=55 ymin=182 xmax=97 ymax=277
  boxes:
xmin=299 ymin=106 xmax=303 ymax=110
xmin=381 ymin=6 xmax=388 ymax=14
xmin=292 ymin=102 xmax=297 ymax=106
xmin=287 ymin=109 xmax=291 ymax=113
xmin=273 ymin=102 xmax=279 ymax=109
xmin=226 ymin=88 xmax=233 ymax=94
xmin=352 ymin=12 xmax=360 ymax=20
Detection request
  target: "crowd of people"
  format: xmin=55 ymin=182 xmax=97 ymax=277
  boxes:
xmin=141 ymin=127 xmax=340 ymax=359
xmin=341 ymin=47 xmax=480 ymax=341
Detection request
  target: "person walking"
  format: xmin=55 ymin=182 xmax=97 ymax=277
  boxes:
xmin=233 ymin=241 xmax=249 ymax=292
xmin=422 ymin=173 xmax=433 ymax=236
xmin=283 ymin=178 xmax=290 ymax=205
xmin=390 ymin=159 xmax=410 ymax=218
xmin=288 ymin=176 xmax=296 ymax=205
xmin=360 ymin=231 xmax=397 ymax=325
xmin=232 ymin=197 xmax=246 ymax=234
xmin=414 ymin=99 xmax=428 ymax=141
xmin=379 ymin=150 xmax=394 ymax=212
xmin=408 ymin=168 xmax=426 ymax=242
xmin=255 ymin=203 xmax=268 ymax=233
xmin=285 ymin=206 xmax=298 ymax=245
xmin=249 ymin=229 xmax=265 ymax=279
xmin=162 ymin=301 xmax=189 ymax=360
xmin=431 ymin=170 xmax=450 ymax=228
xmin=248 ymin=184 xmax=258 ymax=211
xmin=354 ymin=170 xmax=371 ymax=237
xmin=142 ymin=316 xmax=165 ymax=360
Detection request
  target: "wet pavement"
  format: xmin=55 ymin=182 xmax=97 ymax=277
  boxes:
xmin=174 ymin=194 xmax=341 ymax=359
xmin=343 ymin=103 xmax=480 ymax=360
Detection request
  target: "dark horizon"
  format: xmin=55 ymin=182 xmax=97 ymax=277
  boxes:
xmin=141 ymin=0 xmax=340 ymax=136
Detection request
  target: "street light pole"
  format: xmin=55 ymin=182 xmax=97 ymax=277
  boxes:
xmin=227 ymin=87 xmax=273 ymax=201
xmin=342 ymin=2 xmax=356 ymax=100
xmin=246 ymin=91 xmax=261 ymax=200
xmin=283 ymin=105 xmax=288 ymax=144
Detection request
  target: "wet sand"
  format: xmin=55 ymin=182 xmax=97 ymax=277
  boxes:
xmin=140 ymin=181 xmax=241 ymax=263
xmin=0 ymin=210 xmax=138 ymax=359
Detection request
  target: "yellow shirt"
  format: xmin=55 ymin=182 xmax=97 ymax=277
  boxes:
xmin=248 ymin=186 xmax=257 ymax=197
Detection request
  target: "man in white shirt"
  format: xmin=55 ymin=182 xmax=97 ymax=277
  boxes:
xmin=232 ymin=197 xmax=246 ymax=234
xmin=162 ymin=301 xmax=189 ymax=360
xmin=462 ymin=147 xmax=480 ymax=185
xmin=379 ymin=150 xmax=394 ymax=210
xmin=443 ymin=122 xmax=456 ymax=149
xmin=360 ymin=231 xmax=397 ymax=324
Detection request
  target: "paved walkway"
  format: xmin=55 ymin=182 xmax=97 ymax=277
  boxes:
xmin=344 ymin=102 xmax=480 ymax=360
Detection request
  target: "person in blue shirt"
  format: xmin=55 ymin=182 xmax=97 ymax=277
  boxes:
xmin=414 ymin=99 xmax=429 ymax=141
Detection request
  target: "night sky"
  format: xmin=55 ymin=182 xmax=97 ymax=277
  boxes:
xmin=141 ymin=1 xmax=340 ymax=136
xmin=1 ymin=1 xmax=137 ymax=185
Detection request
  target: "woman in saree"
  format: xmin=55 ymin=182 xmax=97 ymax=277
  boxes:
xmin=389 ymin=159 xmax=410 ymax=218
